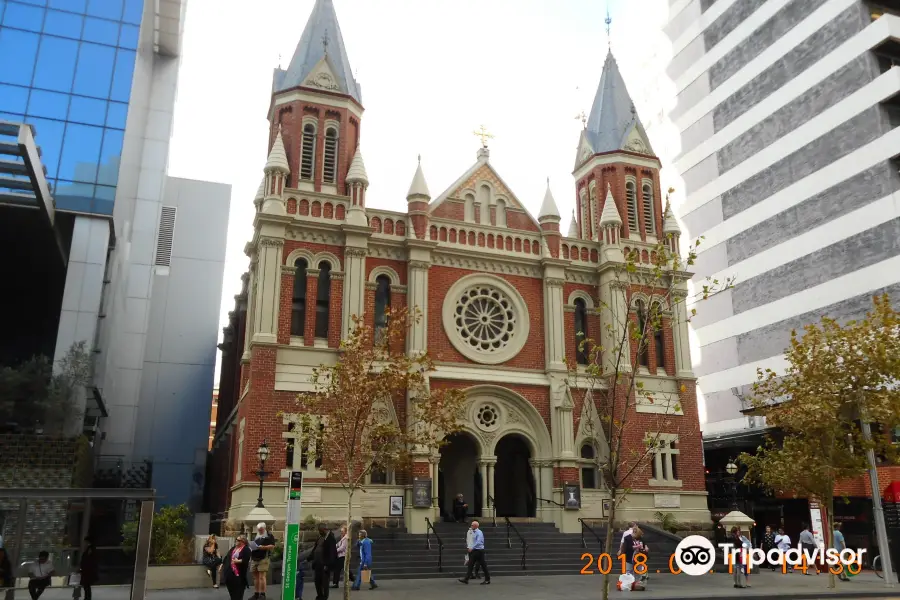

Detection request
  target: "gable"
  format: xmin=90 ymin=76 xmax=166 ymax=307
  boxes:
xmin=302 ymin=56 xmax=344 ymax=94
xmin=452 ymin=164 xmax=524 ymax=209
xmin=575 ymin=131 xmax=595 ymax=169
xmin=622 ymin=121 xmax=655 ymax=157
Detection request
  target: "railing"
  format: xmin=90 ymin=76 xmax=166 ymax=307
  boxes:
xmin=536 ymin=496 xmax=564 ymax=508
xmin=424 ymin=517 xmax=444 ymax=572
xmin=487 ymin=495 xmax=497 ymax=527
xmin=504 ymin=516 xmax=528 ymax=570
xmin=578 ymin=518 xmax=604 ymax=550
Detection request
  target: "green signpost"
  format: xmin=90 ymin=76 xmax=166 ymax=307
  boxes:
xmin=282 ymin=472 xmax=303 ymax=600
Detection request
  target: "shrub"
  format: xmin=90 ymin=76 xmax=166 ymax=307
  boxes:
xmin=122 ymin=504 xmax=195 ymax=565
xmin=654 ymin=511 xmax=681 ymax=534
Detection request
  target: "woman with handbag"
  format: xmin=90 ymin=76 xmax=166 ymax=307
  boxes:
xmin=223 ymin=535 xmax=251 ymax=600
xmin=203 ymin=534 xmax=222 ymax=588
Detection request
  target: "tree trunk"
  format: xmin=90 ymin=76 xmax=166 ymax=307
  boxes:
xmin=343 ymin=490 xmax=354 ymax=600
xmin=825 ymin=493 xmax=836 ymax=589
xmin=601 ymin=490 xmax=617 ymax=600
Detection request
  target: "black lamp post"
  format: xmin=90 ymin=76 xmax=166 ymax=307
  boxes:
xmin=725 ymin=461 xmax=739 ymax=510
xmin=256 ymin=440 xmax=271 ymax=508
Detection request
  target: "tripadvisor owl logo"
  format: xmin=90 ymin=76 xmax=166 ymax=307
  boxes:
xmin=674 ymin=536 xmax=717 ymax=576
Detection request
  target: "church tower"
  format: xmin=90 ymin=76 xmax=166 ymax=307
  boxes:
xmin=268 ymin=0 xmax=364 ymax=201
xmin=573 ymin=52 xmax=664 ymax=246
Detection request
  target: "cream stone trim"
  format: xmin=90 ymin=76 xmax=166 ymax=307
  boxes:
xmin=431 ymin=252 xmax=542 ymax=279
xmin=301 ymin=115 xmax=318 ymax=130
xmin=312 ymin=251 xmax=341 ymax=271
xmin=567 ymin=290 xmax=595 ymax=308
xmin=442 ymin=273 xmax=530 ymax=365
xmin=285 ymin=248 xmax=316 ymax=267
xmin=458 ymin=384 xmax=553 ymax=459
xmin=365 ymin=282 xmax=378 ymax=291
xmin=271 ymin=89 xmax=364 ymax=122
xmin=430 ymin=364 xmax=549 ymax=386
xmin=285 ymin=227 xmax=342 ymax=246
xmin=367 ymin=266 xmax=401 ymax=284
xmin=573 ymin=153 xmax=661 ymax=181
xmin=367 ymin=245 xmax=405 ymax=261
xmin=648 ymin=432 xmax=682 ymax=488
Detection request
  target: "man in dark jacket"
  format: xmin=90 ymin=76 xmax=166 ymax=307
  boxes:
xmin=308 ymin=524 xmax=337 ymax=600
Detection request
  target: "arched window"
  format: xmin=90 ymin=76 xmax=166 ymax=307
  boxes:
xmin=315 ymin=261 xmax=331 ymax=338
xmin=625 ymin=180 xmax=638 ymax=235
xmin=374 ymin=275 xmax=391 ymax=344
xmin=636 ymin=300 xmax=649 ymax=368
xmin=642 ymin=182 xmax=655 ymax=235
xmin=290 ymin=258 xmax=308 ymax=336
xmin=464 ymin=193 xmax=476 ymax=223
xmin=653 ymin=302 xmax=666 ymax=372
xmin=574 ymin=298 xmax=589 ymax=365
xmin=369 ymin=434 xmax=392 ymax=484
xmin=496 ymin=199 xmax=507 ymax=227
xmin=300 ymin=124 xmax=316 ymax=181
xmin=580 ymin=443 xmax=599 ymax=489
xmin=323 ymin=127 xmax=338 ymax=184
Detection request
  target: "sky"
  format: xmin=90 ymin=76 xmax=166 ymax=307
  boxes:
xmin=167 ymin=0 xmax=683 ymax=386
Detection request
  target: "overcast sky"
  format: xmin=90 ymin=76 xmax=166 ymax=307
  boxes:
xmin=167 ymin=0 xmax=682 ymax=386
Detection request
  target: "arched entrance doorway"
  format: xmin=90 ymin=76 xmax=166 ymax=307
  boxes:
xmin=493 ymin=434 xmax=535 ymax=517
xmin=438 ymin=432 xmax=482 ymax=521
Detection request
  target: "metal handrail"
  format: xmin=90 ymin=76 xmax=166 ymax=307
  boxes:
xmin=424 ymin=517 xmax=444 ymax=572
xmin=487 ymin=495 xmax=497 ymax=527
xmin=578 ymin=518 xmax=604 ymax=549
xmin=504 ymin=517 xmax=528 ymax=570
xmin=536 ymin=496 xmax=565 ymax=508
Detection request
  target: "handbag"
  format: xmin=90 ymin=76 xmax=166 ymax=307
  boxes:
xmin=68 ymin=573 xmax=81 ymax=587
xmin=361 ymin=569 xmax=371 ymax=584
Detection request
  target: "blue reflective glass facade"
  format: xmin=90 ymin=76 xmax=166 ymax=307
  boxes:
xmin=0 ymin=0 xmax=141 ymax=214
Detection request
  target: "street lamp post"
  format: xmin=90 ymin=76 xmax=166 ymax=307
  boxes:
xmin=726 ymin=461 xmax=739 ymax=511
xmin=256 ymin=440 xmax=270 ymax=509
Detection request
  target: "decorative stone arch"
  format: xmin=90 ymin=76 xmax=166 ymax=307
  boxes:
xmin=629 ymin=292 xmax=651 ymax=312
xmin=649 ymin=294 xmax=671 ymax=315
xmin=368 ymin=266 xmax=401 ymax=285
xmin=567 ymin=290 xmax=595 ymax=309
xmin=461 ymin=384 xmax=552 ymax=460
xmin=494 ymin=194 xmax=509 ymax=208
xmin=285 ymin=248 xmax=315 ymax=267
xmin=575 ymin=390 xmax=609 ymax=456
xmin=313 ymin=251 xmax=341 ymax=271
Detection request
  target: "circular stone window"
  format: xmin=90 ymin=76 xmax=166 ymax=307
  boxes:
xmin=476 ymin=404 xmax=500 ymax=431
xmin=442 ymin=274 xmax=530 ymax=365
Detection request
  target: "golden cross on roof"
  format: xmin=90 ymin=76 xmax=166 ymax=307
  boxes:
xmin=473 ymin=125 xmax=494 ymax=148
xmin=575 ymin=111 xmax=587 ymax=128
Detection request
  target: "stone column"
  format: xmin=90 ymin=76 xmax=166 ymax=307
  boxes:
xmin=251 ymin=237 xmax=283 ymax=344
xmin=342 ymin=247 xmax=367 ymax=339
xmin=477 ymin=460 xmax=487 ymax=516
xmin=599 ymin=278 xmax=632 ymax=374
xmin=430 ymin=456 xmax=440 ymax=510
xmin=530 ymin=459 xmax=542 ymax=518
xmin=543 ymin=277 xmax=566 ymax=371
xmin=485 ymin=458 xmax=496 ymax=518
xmin=672 ymin=289 xmax=693 ymax=378
xmin=278 ymin=265 xmax=296 ymax=344
xmin=304 ymin=268 xmax=319 ymax=345
xmin=407 ymin=261 xmax=430 ymax=355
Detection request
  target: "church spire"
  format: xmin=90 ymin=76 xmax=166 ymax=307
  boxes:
xmin=274 ymin=0 xmax=362 ymax=103
xmin=406 ymin=155 xmax=431 ymax=201
xmin=538 ymin=178 xmax=560 ymax=222
xmin=580 ymin=52 xmax=653 ymax=160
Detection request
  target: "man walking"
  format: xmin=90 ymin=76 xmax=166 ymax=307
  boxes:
xmin=250 ymin=523 xmax=276 ymax=599
xmin=458 ymin=521 xmax=490 ymax=585
xmin=309 ymin=523 xmax=337 ymax=600
xmin=833 ymin=522 xmax=850 ymax=581
xmin=798 ymin=522 xmax=819 ymax=575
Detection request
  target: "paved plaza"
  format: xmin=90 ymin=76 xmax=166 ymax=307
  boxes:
xmin=22 ymin=571 xmax=900 ymax=600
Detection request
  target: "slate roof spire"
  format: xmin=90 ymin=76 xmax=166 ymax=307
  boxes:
xmin=273 ymin=0 xmax=362 ymax=103
xmin=583 ymin=52 xmax=651 ymax=156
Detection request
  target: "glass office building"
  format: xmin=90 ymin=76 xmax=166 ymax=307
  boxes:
xmin=0 ymin=0 xmax=142 ymax=214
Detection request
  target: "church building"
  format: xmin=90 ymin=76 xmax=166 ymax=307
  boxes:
xmin=209 ymin=0 xmax=709 ymax=534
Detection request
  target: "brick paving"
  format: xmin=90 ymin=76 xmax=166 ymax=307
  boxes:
xmin=26 ymin=571 xmax=900 ymax=599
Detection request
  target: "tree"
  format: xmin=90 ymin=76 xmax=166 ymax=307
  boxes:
xmin=567 ymin=193 xmax=730 ymax=600
xmin=0 ymin=341 xmax=90 ymax=436
xmin=122 ymin=503 xmax=194 ymax=565
xmin=740 ymin=294 xmax=900 ymax=588
xmin=292 ymin=306 xmax=467 ymax=600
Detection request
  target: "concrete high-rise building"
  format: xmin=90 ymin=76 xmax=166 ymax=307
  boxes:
xmin=0 ymin=0 xmax=230 ymax=508
xmin=663 ymin=2 xmax=900 ymax=444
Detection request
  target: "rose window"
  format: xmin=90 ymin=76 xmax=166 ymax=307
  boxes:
xmin=454 ymin=286 xmax=517 ymax=353
xmin=477 ymin=404 xmax=499 ymax=431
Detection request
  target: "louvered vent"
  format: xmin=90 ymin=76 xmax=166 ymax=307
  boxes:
xmin=154 ymin=206 xmax=177 ymax=267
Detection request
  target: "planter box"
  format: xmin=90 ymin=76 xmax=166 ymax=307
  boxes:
xmin=146 ymin=565 xmax=215 ymax=590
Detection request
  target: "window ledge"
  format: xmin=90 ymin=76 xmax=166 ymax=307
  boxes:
xmin=289 ymin=336 xmax=305 ymax=347
xmin=314 ymin=338 xmax=329 ymax=348
xmin=648 ymin=478 xmax=683 ymax=488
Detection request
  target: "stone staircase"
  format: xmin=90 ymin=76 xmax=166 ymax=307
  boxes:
xmin=355 ymin=519 xmax=680 ymax=580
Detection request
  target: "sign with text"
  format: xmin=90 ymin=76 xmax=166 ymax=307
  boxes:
xmin=413 ymin=479 xmax=431 ymax=508
xmin=282 ymin=472 xmax=303 ymax=600
xmin=564 ymin=483 xmax=581 ymax=510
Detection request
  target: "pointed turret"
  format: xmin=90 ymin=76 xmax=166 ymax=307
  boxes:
xmin=345 ymin=146 xmax=369 ymax=225
xmin=538 ymin=178 xmax=561 ymax=223
xmin=262 ymin=127 xmax=289 ymax=215
xmin=567 ymin=210 xmax=578 ymax=238
xmin=663 ymin=201 xmax=681 ymax=255
xmin=274 ymin=0 xmax=362 ymax=104
xmin=406 ymin=156 xmax=431 ymax=201
xmin=265 ymin=128 xmax=290 ymax=174
xmin=253 ymin=177 xmax=265 ymax=212
xmin=346 ymin=146 xmax=368 ymax=185
xmin=578 ymin=52 xmax=654 ymax=165
xmin=599 ymin=183 xmax=622 ymax=228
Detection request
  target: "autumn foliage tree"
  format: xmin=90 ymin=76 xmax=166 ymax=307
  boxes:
xmin=740 ymin=294 xmax=900 ymax=589
xmin=292 ymin=306 xmax=466 ymax=599
xmin=569 ymin=193 xmax=730 ymax=600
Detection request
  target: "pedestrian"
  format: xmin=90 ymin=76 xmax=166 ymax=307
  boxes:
xmin=762 ymin=526 xmax=777 ymax=571
xmin=296 ymin=544 xmax=308 ymax=600
xmin=203 ymin=534 xmax=223 ymax=588
xmin=331 ymin=525 xmax=354 ymax=588
xmin=465 ymin=523 xmax=481 ymax=579
xmin=27 ymin=551 xmax=54 ymax=600
xmin=224 ymin=535 xmax=251 ymax=600
xmin=0 ymin=548 xmax=12 ymax=589
xmin=730 ymin=527 xmax=747 ymax=589
xmin=775 ymin=527 xmax=793 ymax=572
xmin=798 ymin=522 xmax=819 ymax=575
xmin=833 ymin=522 xmax=850 ymax=581
xmin=309 ymin=523 xmax=337 ymax=599
xmin=453 ymin=494 xmax=468 ymax=523
xmin=458 ymin=520 xmax=490 ymax=585
xmin=618 ymin=521 xmax=636 ymax=556
xmin=621 ymin=526 xmax=645 ymax=576
xmin=250 ymin=523 xmax=277 ymax=599
xmin=79 ymin=537 xmax=99 ymax=600
xmin=739 ymin=528 xmax=752 ymax=587
xmin=352 ymin=529 xmax=378 ymax=591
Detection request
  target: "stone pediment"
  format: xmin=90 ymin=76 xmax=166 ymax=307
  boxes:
xmin=302 ymin=56 xmax=344 ymax=94
xmin=449 ymin=164 xmax=524 ymax=210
